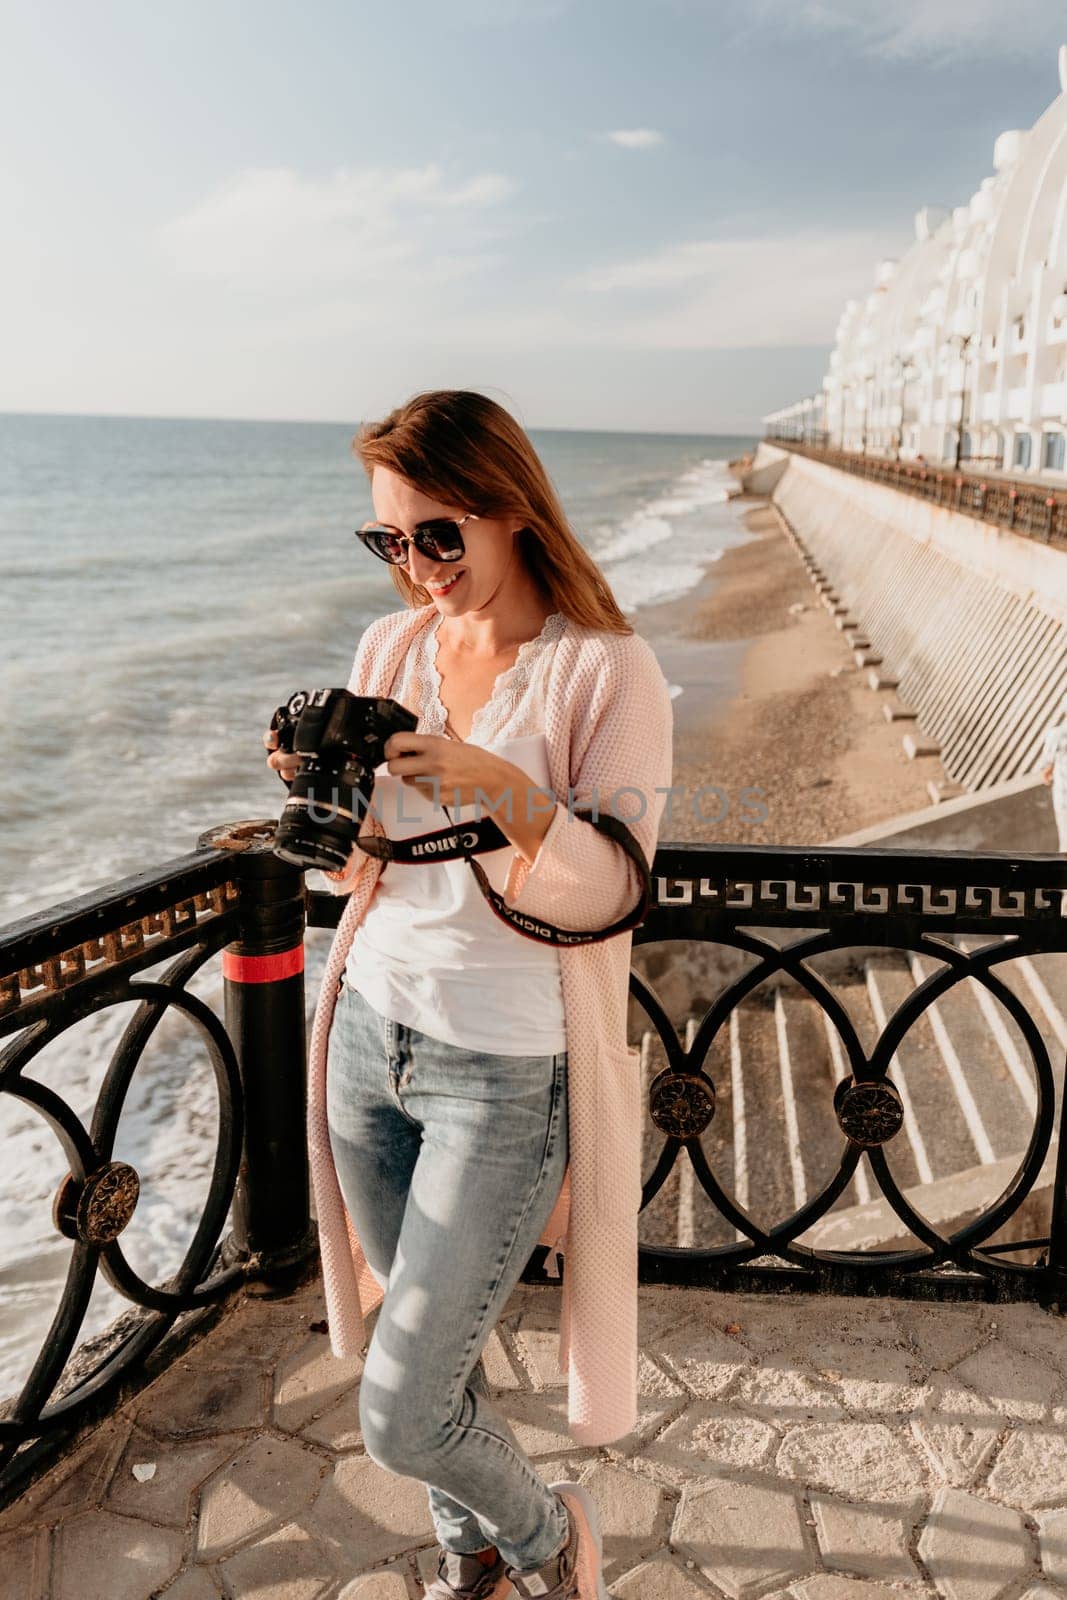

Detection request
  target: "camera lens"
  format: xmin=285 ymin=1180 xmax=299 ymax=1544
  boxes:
xmin=274 ymin=757 xmax=373 ymax=871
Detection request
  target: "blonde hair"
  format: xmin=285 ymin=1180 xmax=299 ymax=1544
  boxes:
xmin=354 ymin=390 xmax=633 ymax=635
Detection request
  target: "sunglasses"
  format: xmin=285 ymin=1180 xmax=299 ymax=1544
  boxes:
xmin=355 ymin=513 xmax=479 ymax=566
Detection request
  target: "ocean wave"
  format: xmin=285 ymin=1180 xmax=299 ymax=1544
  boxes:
xmin=590 ymin=458 xmax=734 ymax=571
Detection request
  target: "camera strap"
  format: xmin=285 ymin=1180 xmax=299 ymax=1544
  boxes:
xmin=355 ymin=806 xmax=652 ymax=947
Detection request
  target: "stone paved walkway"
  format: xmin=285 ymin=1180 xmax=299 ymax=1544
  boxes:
xmin=3 ymin=1276 xmax=1067 ymax=1599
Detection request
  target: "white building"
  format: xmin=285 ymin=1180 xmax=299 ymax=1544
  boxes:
xmin=766 ymin=46 xmax=1067 ymax=480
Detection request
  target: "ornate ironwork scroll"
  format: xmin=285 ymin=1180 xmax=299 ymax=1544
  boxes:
xmin=0 ymin=821 xmax=311 ymax=1505
xmin=620 ymin=840 xmax=1067 ymax=1308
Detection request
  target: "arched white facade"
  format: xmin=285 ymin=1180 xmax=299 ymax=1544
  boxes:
xmin=766 ymin=46 xmax=1067 ymax=480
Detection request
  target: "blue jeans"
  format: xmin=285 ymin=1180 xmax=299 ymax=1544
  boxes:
xmin=325 ymin=980 xmax=571 ymax=1571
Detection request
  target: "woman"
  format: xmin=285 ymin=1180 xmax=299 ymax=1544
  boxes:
xmin=265 ymin=391 xmax=673 ymax=1598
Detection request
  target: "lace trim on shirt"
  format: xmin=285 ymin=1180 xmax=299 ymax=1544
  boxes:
xmin=415 ymin=608 xmax=567 ymax=745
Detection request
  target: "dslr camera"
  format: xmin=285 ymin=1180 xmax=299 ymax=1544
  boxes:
xmin=270 ymin=687 xmax=417 ymax=871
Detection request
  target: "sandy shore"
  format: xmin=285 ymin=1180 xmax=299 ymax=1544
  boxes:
xmin=635 ymin=496 xmax=939 ymax=846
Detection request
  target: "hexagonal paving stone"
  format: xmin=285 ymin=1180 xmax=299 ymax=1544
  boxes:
xmin=777 ymin=1421 xmax=925 ymax=1501
xmin=802 ymin=1336 xmax=925 ymax=1418
xmin=196 ymin=1434 xmax=326 ymax=1560
xmin=304 ymin=1455 xmax=435 ymax=1567
xmin=600 ymin=1364 xmax=688 ymax=1460
xmin=988 ymin=1428 xmax=1067 ymax=1508
xmin=273 ymin=1332 xmax=365 ymax=1432
xmin=52 ymin=1509 xmax=185 ymax=1600
xmin=337 ymin=1572 xmax=410 ymax=1598
xmin=994 ymin=1307 xmax=1067 ymax=1380
xmin=159 ymin=1568 xmax=221 ymax=1600
xmin=576 ymin=1463 xmax=663 ymax=1578
xmin=300 ymin=1386 xmax=366 ymax=1453
xmin=1 ymin=1420 xmax=131 ymax=1530
xmin=191 ymin=1304 xmax=298 ymax=1371
xmin=642 ymin=1402 xmax=777 ymax=1488
xmin=613 ymin=1549 xmax=716 ymax=1597
xmin=1039 ymin=1507 xmax=1067 ymax=1584
xmin=105 ymin=1426 xmax=243 ymax=1527
xmin=917 ymin=1486 xmax=1034 ymax=1600
xmin=809 ymin=1492 xmax=918 ymax=1580
xmin=634 ymin=1351 xmax=688 ymax=1403
xmin=135 ymin=1359 xmax=270 ymax=1440
xmin=893 ymin=1305 xmax=989 ymax=1377
xmin=639 ymin=1287 xmax=737 ymax=1345
xmin=655 ymin=1314 xmax=752 ymax=1398
xmin=673 ymin=1477 xmax=813 ymax=1598
xmin=0 ymin=1525 xmax=50 ymax=1600
xmin=792 ymin=1580 xmax=900 ymax=1600
xmin=218 ymin=1516 xmax=336 ymax=1599
xmin=495 ymin=1389 xmax=575 ymax=1459
xmin=722 ymin=1299 xmax=901 ymax=1360
xmin=911 ymin=1373 xmax=1002 ymax=1488
xmin=513 ymin=1323 xmax=568 ymax=1389
xmin=953 ymin=1342 xmax=1059 ymax=1423
xmin=733 ymin=1359 xmax=844 ymax=1423
xmin=479 ymin=1327 xmax=526 ymax=1392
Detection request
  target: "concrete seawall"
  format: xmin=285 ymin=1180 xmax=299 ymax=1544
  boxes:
xmin=747 ymin=443 xmax=1067 ymax=792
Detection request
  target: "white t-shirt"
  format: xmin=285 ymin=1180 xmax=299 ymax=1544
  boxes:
xmin=343 ymin=609 xmax=569 ymax=1055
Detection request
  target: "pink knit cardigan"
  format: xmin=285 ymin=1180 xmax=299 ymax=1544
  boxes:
xmin=306 ymin=602 xmax=674 ymax=1446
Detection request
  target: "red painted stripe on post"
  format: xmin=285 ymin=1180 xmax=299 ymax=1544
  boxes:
xmin=222 ymin=946 xmax=305 ymax=983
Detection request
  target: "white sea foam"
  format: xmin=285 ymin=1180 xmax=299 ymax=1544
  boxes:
xmin=594 ymin=458 xmax=743 ymax=617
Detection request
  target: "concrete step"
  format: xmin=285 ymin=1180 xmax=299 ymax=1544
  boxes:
xmin=927 ymin=779 xmax=967 ymax=804
xmin=802 ymin=1146 xmax=1056 ymax=1253
xmin=882 ymin=700 xmax=918 ymax=722
xmin=903 ymin=733 xmax=941 ymax=758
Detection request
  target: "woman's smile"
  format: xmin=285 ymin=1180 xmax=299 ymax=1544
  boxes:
xmin=425 ymin=569 xmax=465 ymax=596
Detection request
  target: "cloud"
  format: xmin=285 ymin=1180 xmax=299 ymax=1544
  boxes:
xmin=158 ymin=163 xmax=518 ymax=293
xmin=604 ymin=129 xmax=665 ymax=149
xmin=742 ymin=0 xmax=1067 ymax=62
xmin=569 ymin=228 xmax=901 ymax=348
xmin=155 ymin=163 xmax=892 ymax=360
xmin=741 ymin=0 xmax=1065 ymax=63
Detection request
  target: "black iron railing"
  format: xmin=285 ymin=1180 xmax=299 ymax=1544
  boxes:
xmin=764 ymin=437 xmax=1067 ymax=545
xmin=4 ymin=824 xmax=1067 ymax=1503
xmin=0 ymin=819 xmax=314 ymax=1505
xmin=627 ymin=844 xmax=1067 ymax=1303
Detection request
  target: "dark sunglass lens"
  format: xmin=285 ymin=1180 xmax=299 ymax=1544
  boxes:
xmin=364 ymin=526 xmax=406 ymax=563
xmin=418 ymin=521 xmax=464 ymax=560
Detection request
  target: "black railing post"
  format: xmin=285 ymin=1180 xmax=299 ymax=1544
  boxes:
xmin=1044 ymin=1056 xmax=1067 ymax=1307
xmin=203 ymin=821 xmax=315 ymax=1284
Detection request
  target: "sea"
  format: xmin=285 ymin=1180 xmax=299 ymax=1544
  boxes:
xmin=0 ymin=411 xmax=756 ymax=1397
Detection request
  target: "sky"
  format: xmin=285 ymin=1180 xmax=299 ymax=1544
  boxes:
xmin=3 ymin=0 xmax=1067 ymax=435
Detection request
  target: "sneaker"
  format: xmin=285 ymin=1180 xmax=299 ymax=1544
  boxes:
xmin=424 ymin=1545 xmax=515 ymax=1598
xmin=507 ymin=1482 xmax=608 ymax=1599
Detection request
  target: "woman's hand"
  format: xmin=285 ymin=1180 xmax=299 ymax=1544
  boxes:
xmin=384 ymin=732 xmax=556 ymax=866
xmin=1042 ymin=763 xmax=1055 ymax=785
xmin=383 ymin=731 xmax=518 ymax=809
xmin=262 ymin=727 xmax=302 ymax=785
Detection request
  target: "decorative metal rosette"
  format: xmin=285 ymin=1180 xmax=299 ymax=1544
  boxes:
xmin=649 ymin=1067 xmax=716 ymax=1137
xmin=53 ymin=1161 xmax=141 ymax=1245
xmin=834 ymin=1075 xmax=905 ymax=1146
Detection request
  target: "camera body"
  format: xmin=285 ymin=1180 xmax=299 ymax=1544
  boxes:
xmin=270 ymin=687 xmax=418 ymax=872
